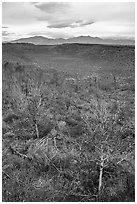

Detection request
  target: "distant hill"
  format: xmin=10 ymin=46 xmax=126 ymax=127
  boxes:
xmin=11 ymin=36 xmax=135 ymax=46
xmin=2 ymin=43 xmax=135 ymax=77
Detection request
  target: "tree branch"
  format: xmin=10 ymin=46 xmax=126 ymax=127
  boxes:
xmin=9 ymin=146 xmax=32 ymax=161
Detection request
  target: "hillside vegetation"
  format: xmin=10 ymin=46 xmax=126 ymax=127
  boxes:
xmin=3 ymin=43 xmax=134 ymax=76
xmin=2 ymin=43 xmax=135 ymax=202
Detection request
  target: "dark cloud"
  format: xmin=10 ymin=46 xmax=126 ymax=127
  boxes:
xmin=47 ymin=20 xmax=95 ymax=28
xmin=47 ymin=20 xmax=73 ymax=28
xmin=35 ymin=2 xmax=69 ymax=14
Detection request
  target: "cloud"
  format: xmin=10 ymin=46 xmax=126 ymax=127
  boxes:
xmin=80 ymin=20 xmax=95 ymax=26
xmin=34 ymin=3 xmax=71 ymax=24
xmin=30 ymin=2 xmax=38 ymax=5
xmin=48 ymin=22 xmax=71 ymax=29
xmin=35 ymin=2 xmax=69 ymax=14
xmin=47 ymin=20 xmax=73 ymax=28
xmin=2 ymin=30 xmax=14 ymax=36
xmin=2 ymin=26 xmax=8 ymax=28
xmin=48 ymin=20 xmax=95 ymax=28
xmin=70 ymin=20 xmax=95 ymax=28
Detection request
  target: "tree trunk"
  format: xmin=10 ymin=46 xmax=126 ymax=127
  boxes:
xmin=98 ymin=155 xmax=104 ymax=193
xmin=35 ymin=123 xmax=39 ymax=138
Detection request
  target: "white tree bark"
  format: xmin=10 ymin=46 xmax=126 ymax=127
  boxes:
xmin=35 ymin=123 xmax=39 ymax=138
xmin=98 ymin=154 xmax=104 ymax=193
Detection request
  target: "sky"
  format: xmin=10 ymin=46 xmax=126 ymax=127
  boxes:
xmin=2 ymin=2 xmax=135 ymax=41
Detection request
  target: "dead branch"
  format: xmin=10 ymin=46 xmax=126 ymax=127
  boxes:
xmin=9 ymin=146 xmax=32 ymax=161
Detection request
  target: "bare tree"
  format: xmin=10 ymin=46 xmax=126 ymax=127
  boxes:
xmin=76 ymin=96 xmax=134 ymax=195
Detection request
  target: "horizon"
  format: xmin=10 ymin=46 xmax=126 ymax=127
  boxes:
xmin=2 ymin=35 xmax=135 ymax=43
xmin=2 ymin=2 xmax=135 ymax=42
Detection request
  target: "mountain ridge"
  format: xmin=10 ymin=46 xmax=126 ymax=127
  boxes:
xmin=10 ymin=36 xmax=135 ymax=46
